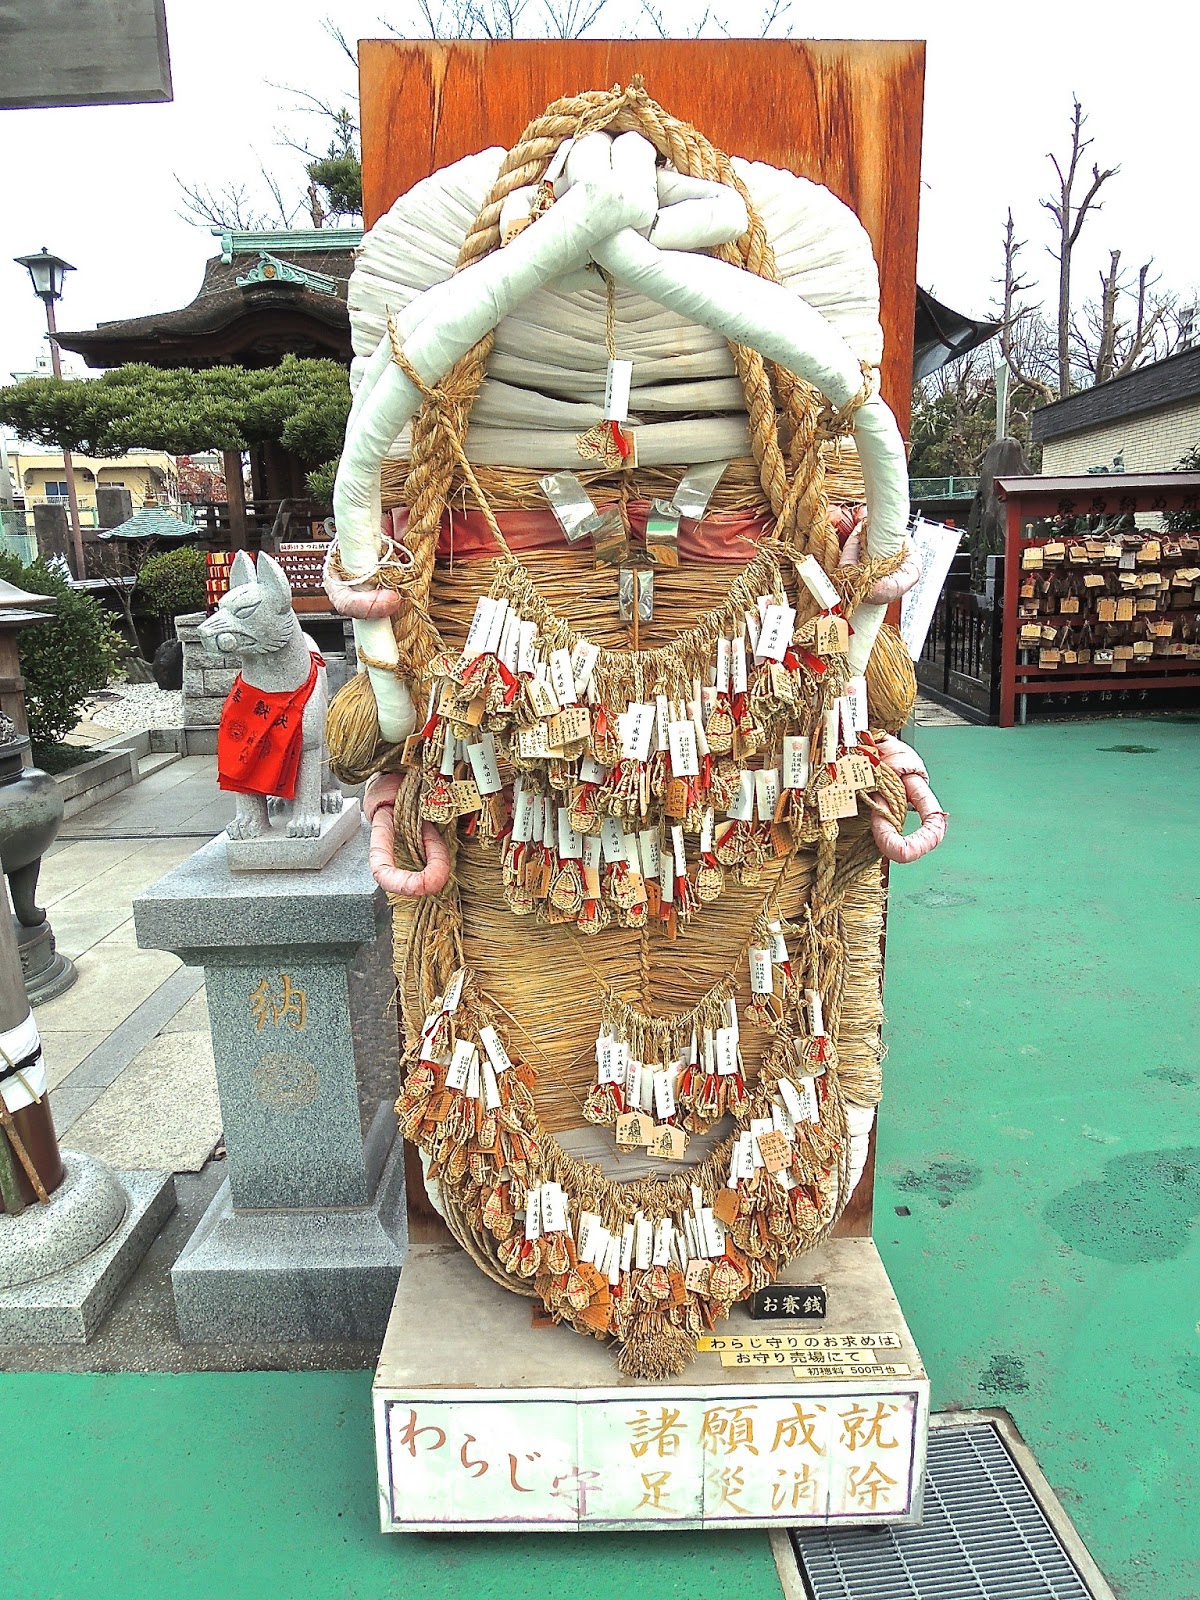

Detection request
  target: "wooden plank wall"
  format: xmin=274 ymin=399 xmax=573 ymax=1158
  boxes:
xmin=359 ymin=37 xmax=925 ymax=430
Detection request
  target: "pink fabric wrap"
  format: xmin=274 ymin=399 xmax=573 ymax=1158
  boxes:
xmin=322 ymin=548 xmax=403 ymax=619
xmin=870 ymin=734 xmax=947 ymax=864
xmin=364 ymin=772 xmax=451 ymax=897
xmin=390 ymin=503 xmax=771 ymax=565
xmin=838 ymin=518 xmax=922 ymax=605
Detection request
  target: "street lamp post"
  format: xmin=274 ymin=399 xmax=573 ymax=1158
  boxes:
xmin=13 ymin=249 xmax=86 ymax=579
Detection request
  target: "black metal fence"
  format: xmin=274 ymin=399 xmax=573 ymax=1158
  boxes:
xmin=914 ymin=554 xmax=1004 ymax=722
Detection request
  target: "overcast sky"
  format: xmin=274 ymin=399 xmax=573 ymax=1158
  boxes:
xmin=1 ymin=0 xmax=1195 ymax=391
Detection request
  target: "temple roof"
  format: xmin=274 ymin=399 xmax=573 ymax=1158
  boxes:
xmin=97 ymin=504 xmax=193 ymax=541
xmin=56 ymin=230 xmax=361 ymax=370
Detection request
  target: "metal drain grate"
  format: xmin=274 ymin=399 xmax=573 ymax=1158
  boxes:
xmin=792 ymin=1419 xmax=1107 ymax=1600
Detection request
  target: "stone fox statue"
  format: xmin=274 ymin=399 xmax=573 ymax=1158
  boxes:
xmin=200 ymin=550 xmax=340 ymax=840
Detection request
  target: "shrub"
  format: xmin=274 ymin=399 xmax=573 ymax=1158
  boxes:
xmin=135 ymin=546 xmax=207 ymax=617
xmin=0 ymin=553 xmax=123 ymax=746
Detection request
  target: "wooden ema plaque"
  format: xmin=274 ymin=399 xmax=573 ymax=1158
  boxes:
xmin=358 ymin=39 xmax=926 ymax=1245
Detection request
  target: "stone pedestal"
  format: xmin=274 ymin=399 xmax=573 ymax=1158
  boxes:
xmin=375 ymin=1239 xmax=929 ymax=1532
xmin=176 ymin=610 xmax=238 ymax=734
xmin=0 ymin=1154 xmax=176 ymax=1342
xmin=134 ymin=824 xmax=407 ymax=1342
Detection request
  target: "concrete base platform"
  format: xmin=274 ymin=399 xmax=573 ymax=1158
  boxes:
xmin=224 ymin=798 xmax=360 ymax=873
xmin=172 ymin=1135 xmax=407 ymax=1343
xmin=0 ymin=1164 xmax=176 ymax=1343
xmin=374 ymin=1237 xmax=929 ymax=1533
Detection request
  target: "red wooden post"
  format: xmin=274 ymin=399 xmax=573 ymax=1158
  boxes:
xmin=999 ymin=491 xmax=1024 ymax=728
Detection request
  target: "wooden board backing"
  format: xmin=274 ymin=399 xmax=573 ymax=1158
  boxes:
xmin=358 ymin=37 xmax=925 ymax=429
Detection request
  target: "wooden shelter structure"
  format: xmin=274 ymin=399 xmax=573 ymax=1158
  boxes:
xmin=56 ymin=229 xmax=360 ymax=546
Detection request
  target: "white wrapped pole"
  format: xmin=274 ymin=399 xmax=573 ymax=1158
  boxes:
xmin=335 ymin=137 xmax=658 ymax=740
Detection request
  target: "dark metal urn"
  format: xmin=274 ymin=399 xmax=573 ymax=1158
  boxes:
xmin=0 ymin=717 xmax=75 ymax=1002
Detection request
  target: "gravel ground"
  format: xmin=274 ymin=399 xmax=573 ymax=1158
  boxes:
xmin=86 ymin=683 xmax=184 ymax=733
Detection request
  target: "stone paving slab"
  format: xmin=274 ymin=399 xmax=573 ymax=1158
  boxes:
xmin=65 ymin=1031 xmax=221 ymax=1173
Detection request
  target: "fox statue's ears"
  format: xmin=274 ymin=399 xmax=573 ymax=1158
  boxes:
xmin=229 ymin=550 xmax=256 ymax=591
xmin=255 ymin=552 xmax=292 ymax=612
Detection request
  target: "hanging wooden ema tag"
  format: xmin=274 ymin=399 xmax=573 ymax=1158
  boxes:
xmin=616 ymin=1111 xmax=654 ymax=1148
xmin=818 ymin=780 xmax=857 ymax=821
xmin=755 ymin=1128 xmax=791 ymax=1173
xmin=815 ymin=611 xmax=850 ymax=656
xmin=648 ymin=1123 xmax=690 ymax=1161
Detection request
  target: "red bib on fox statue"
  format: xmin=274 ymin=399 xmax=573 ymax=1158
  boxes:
xmin=217 ymin=651 xmax=324 ymax=801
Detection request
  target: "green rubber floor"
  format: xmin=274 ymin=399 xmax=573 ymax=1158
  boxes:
xmin=3 ymin=717 xmax=1196 ymax=1599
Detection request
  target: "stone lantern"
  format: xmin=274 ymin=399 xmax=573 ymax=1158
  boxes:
xmin=0 ymin=579 xmax=74 ymax=1001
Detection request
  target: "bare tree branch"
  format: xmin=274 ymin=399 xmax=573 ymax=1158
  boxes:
xmin=1039 ymin=97 xmax=1118 ymax=395
xmin=322 ymin=18 xmax=358 ymax=67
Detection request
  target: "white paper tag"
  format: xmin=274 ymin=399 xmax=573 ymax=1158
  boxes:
xmin=653 ymin=694 xmax=669 ymax=752
xmin=732 ymin=636 xmax=748 ymax=695
xmin=749 ymin=947 xmax=773 ymax=994
xmin=670 ymin=824 xmax=687 ymax=879
xmin=652 ymin=1217 xmax=672 ymax=1267
xmin=446 ymin=1038 xmax=476 ymax=1092
xmin=822 ymin=707 xmax=840 ymax=765
xmin=845 ymin=674 xmax=869 ymax=732
xmin=549 ymin=647 xmax=577 ymax=707
xmin=715 ymin=637 xmax=731 ymax=693
xmin=638 ymin=828 xmax=661 ymax=881
xmin=714 ymin=1026 xmax=739 ymax=1076
xmin=570 ymin=640 xmax=599 ymax=696
xmin=481 ymin=1057 xmax=502 ymax=1110
xmin=480 ymin=597 xmax=508 ymax=659
xmin=517 ymin=619 xmax=538 ymax=676
xmin=754 ymin=767 xmax=781 ymax=822
xmin=463 ymin=596 xmax=494 ymax=659
xmin=806 ymin=988 xmax=826 ymax=1036
xmin=622 ymin=702 xmax=655 ymax=763
xmin=443 ymin=969 xmax=466 ymax=1013
xmin=653 ymin=1068 xmax=677 ymax=1120
xmin=600 ymin=817 xmax=625 ymax=863
xmin=497 ymin=610 xmax=519 ymax=674
xmin=798 ymin=1075 xmax=820 ymax=1123
xmin=579 ymin=754 xmax=608 ymax=785
xmin=634 ymin=1213 xmax=652 ymax=1270
xmin=783 ymin=735 xmax=810 ymax=791
xmin=466 ymin=733 xmax=502 ymax=795
xmin=557 ymin=807 xmax=583 ymax=860
xmin=796 ymin=553 xmax=842 ymax=612
xmin=699 ymin=807 xmax=715 ymax=854
xmin=726 ymin=770 xmax=755 ymax=823
xmin=668 ymin=718 xmax=700 ymax=778
xmin=604 ymin=358 xmax=634 ymax=422
xmin=479 ymin=1024 xmax=514 ymax=1075
xmin=596 ymin=1033 xmax=624 ymax=1085
xmin=838 ymin=695 xmax=857 ymax=751
xmin=542 ymin=1182 xmax=567 ymax=1234
xmin=524 ymin=1186 xmax=542 ymax=1240
xmin=757 ymin=602 xmax=795 ymax=663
